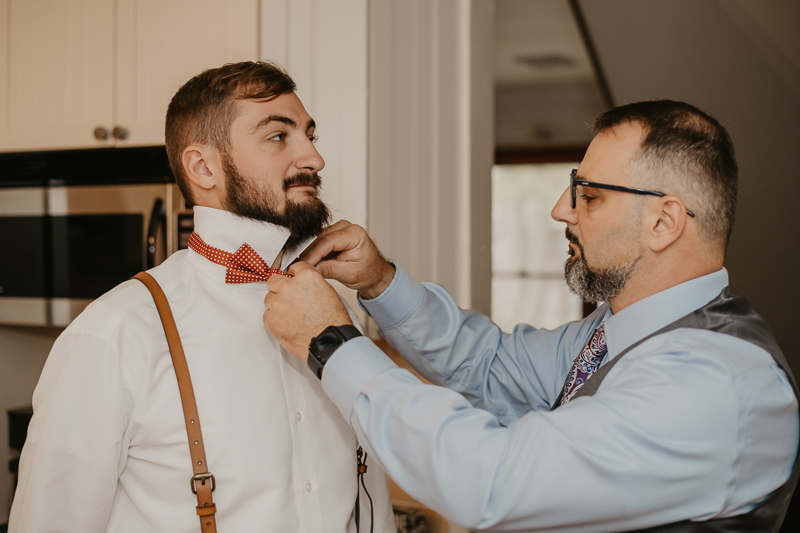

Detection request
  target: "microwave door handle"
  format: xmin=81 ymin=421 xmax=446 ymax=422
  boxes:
xmin=146 ymin=198 xmax=166 ymax=269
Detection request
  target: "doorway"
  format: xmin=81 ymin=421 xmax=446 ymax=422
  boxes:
xmin=491 ymin=0 xmax=608 ymax=329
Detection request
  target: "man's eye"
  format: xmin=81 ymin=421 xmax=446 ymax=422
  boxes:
xmin=268 ymin=133 xmax=286 ymax=142
xmin=309 ymin=134 xmax=319 ymax=143
xmin=580 ymin=194 xmax=596 ymax=203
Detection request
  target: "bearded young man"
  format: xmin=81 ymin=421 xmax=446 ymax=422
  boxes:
xmin=9 ymin=61 xmax=394 ymax=533
xmin=264 ymin=100 xmax=799 ymax=532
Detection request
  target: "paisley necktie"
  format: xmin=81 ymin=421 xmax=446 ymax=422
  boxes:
xmin=559 ymin=326 xmax=607 ymax=406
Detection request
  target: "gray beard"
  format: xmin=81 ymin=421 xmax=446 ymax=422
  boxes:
xmin=563 ymin=230 xmax=638 ymax=304
xmin=564 ymin=256 xmax=637 ymax=304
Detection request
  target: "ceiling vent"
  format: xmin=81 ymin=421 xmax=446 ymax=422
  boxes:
xmin=515 ymin=54 xmax=576 ymax=69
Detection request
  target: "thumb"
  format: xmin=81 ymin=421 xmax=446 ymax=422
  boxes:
xmin=315 ymin=259 xmax=347 ymax=281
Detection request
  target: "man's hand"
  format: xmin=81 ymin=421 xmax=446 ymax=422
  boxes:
xmin=264 ymin=262 xmax=352 ymax=362
xmin=300 ymin=220 xmax=396 ymax=300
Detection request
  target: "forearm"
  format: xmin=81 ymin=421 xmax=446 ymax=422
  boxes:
xmin=323 ymin=339 xmax=594 ymax=532
xmin=377 ymin=287 xmax=512 ymax=407
xmin=361 ymin=265 xmax=568 ymax=417
xmin=322 ymin=338 xmax=758 ymax=532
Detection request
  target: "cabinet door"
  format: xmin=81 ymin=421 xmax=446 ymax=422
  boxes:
xmin=115 ymin=0 xmax=259 ymax=147
xmin=0 ymin=0 xmax=116 ymax=152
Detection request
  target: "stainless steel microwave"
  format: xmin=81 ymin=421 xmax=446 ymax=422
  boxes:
xmin=0 ymin=147 xmax=193 ymax=327
xmin=0 ymin=183 xmax=191 ymax=326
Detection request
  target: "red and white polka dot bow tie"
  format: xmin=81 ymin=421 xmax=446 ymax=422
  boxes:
xmin=188 ymin=231 xmax=291 ymax=284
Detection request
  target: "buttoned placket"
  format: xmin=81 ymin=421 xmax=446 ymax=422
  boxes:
xmin=275 ymin=340 xmax=325 ymax=532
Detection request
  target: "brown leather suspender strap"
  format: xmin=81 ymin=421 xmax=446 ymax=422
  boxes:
xmin=133 ymin=272 xmax=218 ymax=533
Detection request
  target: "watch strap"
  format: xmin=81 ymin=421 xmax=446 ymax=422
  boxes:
xmin=308 ymin=325 xmax=363 ymax=379
xmin=336 ymin=325 xmax=363 ymax=342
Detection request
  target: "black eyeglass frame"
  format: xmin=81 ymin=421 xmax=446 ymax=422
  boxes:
xmin=570 ymin=169 xmax=695 ymax=217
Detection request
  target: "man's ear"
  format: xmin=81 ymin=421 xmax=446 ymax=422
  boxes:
xmin=648 ymin=196 xmax=688 ymax=253
xmin=182 ymin=144 xmax=224 ymax=193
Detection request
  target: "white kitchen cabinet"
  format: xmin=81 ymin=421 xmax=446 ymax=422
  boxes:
xmin=115 ymin=0 xmax=259 ymax=146
xmin=0 ymin=0 xmax=116 ymax=152
xmin=0 ymin=0 xmax=258 ymax=152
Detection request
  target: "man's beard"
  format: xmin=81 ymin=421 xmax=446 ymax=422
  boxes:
xmin=563 ymin=228 xmax=638 ymax=304
xmin=222 ymin=154 xmax=331 ymax=251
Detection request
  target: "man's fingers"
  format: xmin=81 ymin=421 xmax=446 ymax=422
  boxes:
xmin=314 ymin=259 xmax=335 ymax=280
xmin=286 ymin=260 xmax=317 ymax=277
xmin=262 ymin=248 xmax=355 ymax=361
xmin=264 ymin=290 xmax=277 ymax=314
xmin=266 ymin=273 xmax=288 ymax=293
xmin=267 ymin=263 xmax=320 ymax=312
xmin=318 ymin=219 xmax=351 ymax=235
xmin=301 ymin=231 xmax=354 ymax=266
xmin=302 ymin=220 xmax=352 ymax=263
xmin=315 ymin=259 xmax=351 ymax=281
xmin=299 ymin=235 xmax=334 ymax=266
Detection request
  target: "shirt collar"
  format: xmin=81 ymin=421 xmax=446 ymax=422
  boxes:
xmin=603 ymin=268 xmax=729 ymax=360
xmin=192 ymin=206 xmax=314 ymax=270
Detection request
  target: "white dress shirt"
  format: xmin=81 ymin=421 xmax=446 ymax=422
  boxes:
xmin=9 ymin=206 xmax=395 ymax=533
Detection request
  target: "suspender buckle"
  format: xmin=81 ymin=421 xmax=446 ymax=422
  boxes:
xmin=191 ymin=472 xmax=216 ymax=494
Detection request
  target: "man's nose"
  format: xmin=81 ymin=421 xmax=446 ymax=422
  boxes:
xmin=551 ymin=187 xmax=578 ymax=225
xmin=297 ymin=139 xmax=325 ymax=173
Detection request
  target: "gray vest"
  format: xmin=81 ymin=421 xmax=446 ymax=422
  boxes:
xmin=552 ymin=288 xmax=798 ymax=532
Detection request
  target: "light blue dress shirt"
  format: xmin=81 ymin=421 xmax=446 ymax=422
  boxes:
xmin=322 ymin=266 xmax=798 ymax=532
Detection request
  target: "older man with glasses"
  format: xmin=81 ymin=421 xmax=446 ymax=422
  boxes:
xmin=263 ymin=100 xmax=798 ymax=532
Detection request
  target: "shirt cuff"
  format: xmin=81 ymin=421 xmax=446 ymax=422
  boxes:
xmin=321 ymin=336 xmax=398 ymax=422
xmin=357 ymin=263 xmax=427 ymax=329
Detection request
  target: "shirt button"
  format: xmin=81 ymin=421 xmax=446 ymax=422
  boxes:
xmin=304 ymin=481 xmax=312 ymax=492
xmin=295 ymin=412 xmax=303 ymax=422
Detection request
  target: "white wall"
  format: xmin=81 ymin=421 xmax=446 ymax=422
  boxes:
xmin=260 ymin=0 xmax=369 ymax=316
xmin=368 ymin=0 xmax=494 ymax=315
xmin=262 ymin=0 xmax=497 ymax=318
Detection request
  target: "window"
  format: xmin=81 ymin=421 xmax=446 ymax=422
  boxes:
xmin=491 ymin=163 xmax=582 ymax=332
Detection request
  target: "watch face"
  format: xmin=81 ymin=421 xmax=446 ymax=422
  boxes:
xmin=315 ymin=331 xmax=342 ymax=351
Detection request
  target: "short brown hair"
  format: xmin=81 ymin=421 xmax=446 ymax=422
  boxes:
xmin=594 ymin=100 xmax=738 ymax=250
xmin=165 ymin=61 xmax=297 ymax=203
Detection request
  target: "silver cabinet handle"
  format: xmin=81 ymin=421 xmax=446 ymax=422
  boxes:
xmin=93 ymin=126 xmax=109 ymax=140
xmin=112 ymin=126 xmax=129 ymax=140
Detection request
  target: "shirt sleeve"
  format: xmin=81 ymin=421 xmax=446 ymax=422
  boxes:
xmin=328 ymin=266 xmax=797 ymax=532
xmin=359 ymin=264 xmax=602 ymax=422
xmin=9 ymin=312 xmax=132 ymax=533
xmin=321 ymin=332 xmax=796 ymax=532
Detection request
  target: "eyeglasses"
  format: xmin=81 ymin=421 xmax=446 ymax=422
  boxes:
xmin=570 ymin=169 xmax=695 ymax=217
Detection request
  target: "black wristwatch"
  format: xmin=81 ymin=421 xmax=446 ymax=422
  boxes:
xmin=307 ymin=325 xmax=363 ymax=379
